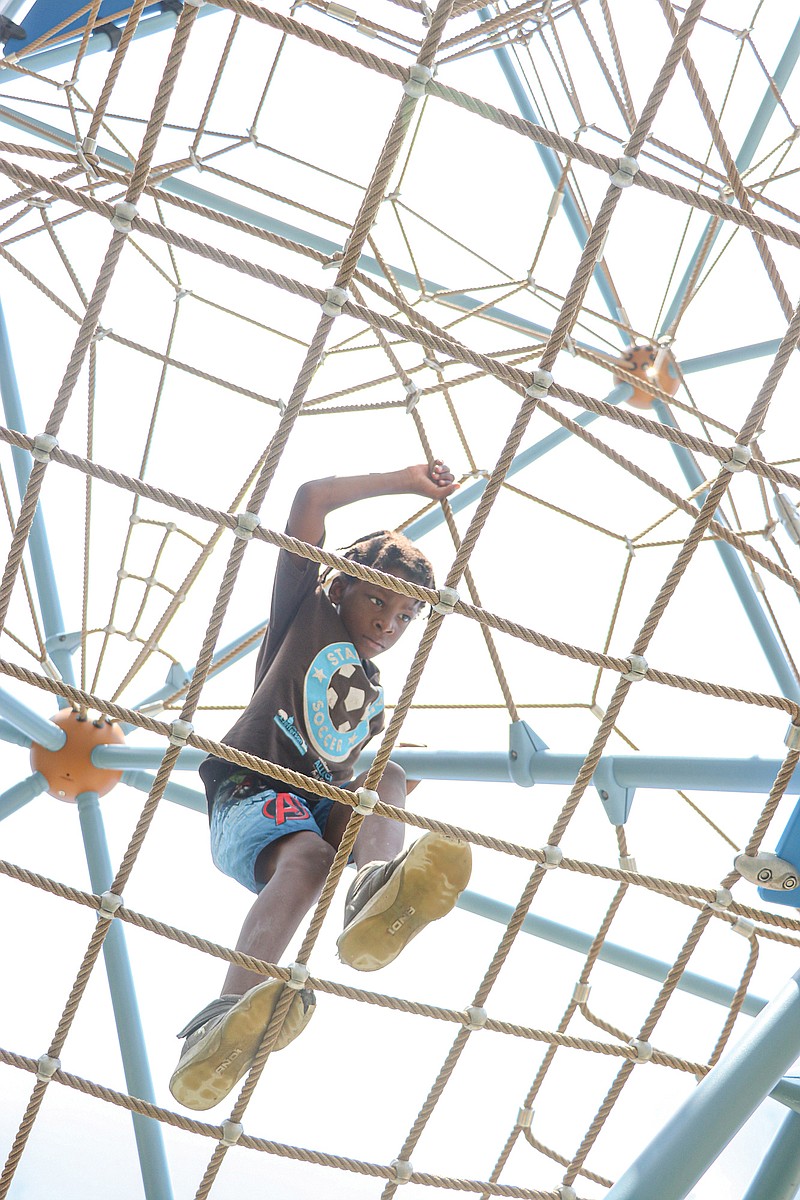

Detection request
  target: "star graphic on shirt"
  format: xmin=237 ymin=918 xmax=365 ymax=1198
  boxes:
xmin=312 ymin=668 xmax=325 ymax=682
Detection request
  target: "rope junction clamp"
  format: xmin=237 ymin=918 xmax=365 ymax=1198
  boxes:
xmin=516 ymin=1106 xmax=533 ymax=1129
xmin=184 ymin=0 xmax=207 ymax=8
xmin=403 ymin=63 xmax=433 ymax=98
xmin=711 ymin=887 xmax=733 ymax=912
xmin=98 ymin=890 xmax=123 ymax=920
xmin=785 ymin=722 xmax=800 ymax=751
xmin=619 ymin=855 xmax=637 ymax=873
xmin=220 ymin=1120 xmax=243 ymax=1147
xmin=622 ymin=654 xmax=648 ymax=682
xmin=168 ymin=718 xmax=193 ymax=747
xmin=110 ymin=200 xmax=138 ymax=233
xmin=354 ymin=787 xmax=379 ymax=815
xmin=558 ymin=1188 xmax=578 ymax=1200
xmin=322 ymin=286 xmax=349 ymax=317
xmin=463 ymin=1006 xmax=488 ymax=1030
xmin=433 ymin=586 xmax=459 ymax=615
xmin=724 ymin=443 xmax=753 ymax=472
xmin=404 ymin=381 xmax=421 ymax=413
xmin=525 ymin=368 xmax=553 ymax=400
xmin=628 ymin=1038 xmax=652 ymax=1063
xmin=31 ymin=433 xmax=58 ymax=463
xmin=36 ymin=1054 xmax=60 ymax=1083
xmin=572 ymin=982 xmax=591 ymax=1004
xmin=541 ymin=844 xmax=563 ymax=869
xmin=234 ymin=511 xmax=261 ymax=540
xmin=391 ymin=1159 xmax=413 ymax=1184
xmin=609 ymin=155 xmax=640 ymax=188
xmin=326 ymin=1 xmax=358 ymax=22
xmin=286 ymin=961 xmax=311 ymax=990
xmin=732 ymin=917 xmax=756 ymax=939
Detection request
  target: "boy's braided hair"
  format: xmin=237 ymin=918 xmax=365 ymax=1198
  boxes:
xmin=334 ymin=529 xmax=435 ymax=591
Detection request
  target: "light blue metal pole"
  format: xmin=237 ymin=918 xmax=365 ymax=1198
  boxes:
xmin=457 ymin=889 xmax=767 ymax=1018
xmin=76 ymin=791 xmax=173 ymax=1200
xmin=0 ymin=4 xmax=220 ymax=80
xmin=606 ymin=969 xmax=800 ymax=1200
xmin=742 ymin=1111 xmax=800 ymax=1200
xmin=680 ymin=339 xmax=783 ymax=374
xmin=0 ymin=717 xmax=32 ymax=747
xmin=483 ymin=11 xmax=625 ymax=331
xmin=121 ymin=769 xmax=206 ymax=814
xmin=653 ymin=399 xmax=800 ymax=704
xmin=94 ymin=742 xmax=800 ymax=795
xmin=0 ymin=770 xmax=48 ymax=820
xmin=0 ymin=296 xmax=75 ymax=685
xmin=0 ymin=685 xmax=65 ymax=748
xmin=658 ymin=16 xmax=800 ymax=337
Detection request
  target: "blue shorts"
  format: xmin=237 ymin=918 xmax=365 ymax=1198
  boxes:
xmin=210 ymin=771 xmax=338 ymax=894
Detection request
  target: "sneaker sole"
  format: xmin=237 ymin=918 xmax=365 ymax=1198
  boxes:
xmin=337 ymin=833 xmax=472 ymax=972
xmin=169 ymin=979 xmax=314 ymax=1111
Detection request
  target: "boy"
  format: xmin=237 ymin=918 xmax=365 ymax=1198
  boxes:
xmin=170 ymin=461 xmax=472 ymax=1110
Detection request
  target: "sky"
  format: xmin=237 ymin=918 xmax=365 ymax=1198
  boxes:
xmin=1 ymin=0 xmax=800 ymax=1197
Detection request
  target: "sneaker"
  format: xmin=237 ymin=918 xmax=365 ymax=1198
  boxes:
xmin=336 ymin=832 xmax=472 ymax=972
xmin=169 ymin=978 xmax=315 ymax=1111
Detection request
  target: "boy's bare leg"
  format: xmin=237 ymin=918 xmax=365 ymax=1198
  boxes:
xmin=221 ymin=831 xmax=335 ymax=996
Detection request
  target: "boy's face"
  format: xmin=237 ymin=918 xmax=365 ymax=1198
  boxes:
xmin=329 ymin=574 xmax=423 ymax=659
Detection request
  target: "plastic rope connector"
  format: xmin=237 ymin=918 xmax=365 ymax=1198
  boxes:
xmin=36 ymin=1054 xmax=60 ymax=1082
xmin=110 ymin=200 xmax=138 ymax=233
xmin=322 ymin=286 xmax=349 ymax=317
xmin=609 ymin=155 xmax=640 ymax=187
xmin=168 ymin=719 xmax=193 ymax=747
xmin=541 ymin=844 xmax=563 ymax=869
xmin=220 ymin=1120 xmax=243 ymax=1146
xmin=354 ymin=787 xmax=379 ymax=815
xmin=404 ymin=382 xmax=421 ymax=413
xmin=785 ymin=722 xmax=800 ymax=751
xmin=433 ymin=586 xmax=459 ymax=615
xmin=98 ymin=891 xmax=123 ymax=919
xmin=524 ymin=368 xmax=553 ymax=400
xmin=184 ymin=0 xmax=207 ymax=7
xmin=234 ymin=511 xmax=261 ymax=540
xmin=286 ymin=961 xmax=310 ymax=990
xmin=558 ymin=1188 xmax=578 ymax=1200
xmin=619 ymin=854 xmax=638 ymax=873
xmin=464 ymin=1006 xmax=487 ymax=1030
xmin=31 ymin=433 xmax=58 ymax=463
xmin=711 ymin=887 xmax=733 ymax=912
xmin=622 ymin=654 xmax=648 ymax=682
xmin=572 ymin=982 xmax=591 ymax=1004
xmin=732 ymin=917 xmax=756 ymax=939
xmin=403 ymin=63 xmax=433 ymax=98
xmin=517 ymin=1106 xmax=533 ymax=1129
xmin=391 ymin=1159 xmax=413 ymax=1184
xmin=725 ymin=443 xmax=753 ymax=472
xmin=327 ymin=1 xmax=357 ymax=21
xmin=629 ymin=1038 xmax=652 ymax=1063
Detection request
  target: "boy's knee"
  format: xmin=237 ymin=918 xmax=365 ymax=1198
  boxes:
xmin=377 ymin=760 xmax=407 ymax=803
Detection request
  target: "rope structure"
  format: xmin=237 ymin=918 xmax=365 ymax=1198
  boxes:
xmin=0 ymin=2 xmax=800 ymax=1198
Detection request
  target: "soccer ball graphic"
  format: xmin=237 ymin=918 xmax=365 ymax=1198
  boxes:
xmin=327 ymin=664 xmax=367 ymax=733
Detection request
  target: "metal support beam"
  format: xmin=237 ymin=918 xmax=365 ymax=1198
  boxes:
xmin=0 ymin=770 xmax=48 ymax=820
xmin=606 ymin=969 xmax=800 ymax=1200
xmin=0 ymin=296 xmax=75 ymax=685
xmin=0 ymin=685 xmax=65 ymax=748
xmin=742 ymin=1111 xmax=800 ymax=1200
xmin=121 ymin=768 xmax=206 ymax=814
xmin=76 ymin=792 xmax=173 ymax=1200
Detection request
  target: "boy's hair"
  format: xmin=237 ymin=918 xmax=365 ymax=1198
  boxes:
xmin=332 ymin=530 xmax=435 ymax=591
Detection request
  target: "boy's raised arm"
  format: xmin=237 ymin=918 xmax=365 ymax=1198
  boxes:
xmin=286 ymin=461 xmax=459 ymax=546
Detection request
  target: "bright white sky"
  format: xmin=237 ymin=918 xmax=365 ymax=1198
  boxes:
xmin=1 ymin=1 xmax=800 ymax=1197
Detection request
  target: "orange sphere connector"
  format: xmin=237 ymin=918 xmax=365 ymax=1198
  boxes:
xmin=613 ymin=343 xmax=679 ymax=410
xmin=30 ymin=709 xmax=125 ymax=802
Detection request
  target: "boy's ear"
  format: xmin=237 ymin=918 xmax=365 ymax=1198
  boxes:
xmin=328 ymin=574 xmax=345 ymax=605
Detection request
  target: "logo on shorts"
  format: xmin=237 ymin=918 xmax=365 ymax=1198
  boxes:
xmin=262 ymin=792 xmax=310 ymax=825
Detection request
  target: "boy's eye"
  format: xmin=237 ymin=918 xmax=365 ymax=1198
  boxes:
xmin=368 ymin=596 xmax=384 ymax=607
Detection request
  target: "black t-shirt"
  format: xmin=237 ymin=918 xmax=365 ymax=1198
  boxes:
xmin=199 ymin=545 xmax=384 ymax=809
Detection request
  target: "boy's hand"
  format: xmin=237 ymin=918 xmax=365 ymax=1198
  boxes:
xmin=406 ymin=460 xmax=459 ymax=500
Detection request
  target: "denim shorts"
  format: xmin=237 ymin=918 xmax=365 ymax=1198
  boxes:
xmin=210 ymin=771 xmax=337 ymax=894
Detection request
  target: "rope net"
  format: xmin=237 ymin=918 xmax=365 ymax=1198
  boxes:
xmin=0 ymin=0 xmax=799 ymax=1196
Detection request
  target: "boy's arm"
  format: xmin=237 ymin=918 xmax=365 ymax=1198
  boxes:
xmin=286 ymin=461 xmax=458 ymax=545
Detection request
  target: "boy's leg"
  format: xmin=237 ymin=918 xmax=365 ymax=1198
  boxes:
xmin=171 ymin=825 xmax=331 ymax=1110
xmin=329 ymin=762 xmax=472 ymax=972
